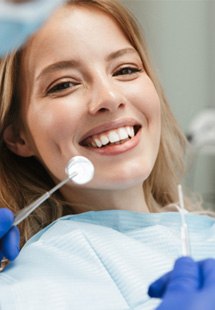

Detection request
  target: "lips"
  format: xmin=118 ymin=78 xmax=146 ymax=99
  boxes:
xmin=80 ymin=122 xmax=141 ymax=149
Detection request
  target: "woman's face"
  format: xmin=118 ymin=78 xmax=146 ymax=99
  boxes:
xmin=18 ymin=5 xmax=161 ymax=194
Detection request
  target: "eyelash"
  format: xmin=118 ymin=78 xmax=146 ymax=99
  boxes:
xmin=46 ymin=66 xmax=142 ymax=95
xmin=47 ymin=81 xmax=76 ymax=95
xmin=113 ymin=66 xmax=142 ymax=76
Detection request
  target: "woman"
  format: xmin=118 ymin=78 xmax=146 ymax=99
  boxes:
xmin=0 ymin=0 xmax=214 ymax=309
xmin=0 ymin=0 xmax=188 ymax=247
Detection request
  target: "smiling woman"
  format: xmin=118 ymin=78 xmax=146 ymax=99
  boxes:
xmin=0 ymin=0 xmax=186 ymax=238
xmin=0 ymin=0 xmax=213 ymax=309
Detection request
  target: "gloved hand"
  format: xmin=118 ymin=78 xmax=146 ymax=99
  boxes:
xmin=148 ymin=256 xmax=215 ymax=310
xmin=0 ymin=208 xmax=20 ymax=261
xmin=0 ymin=0 xmax=65 ymax=57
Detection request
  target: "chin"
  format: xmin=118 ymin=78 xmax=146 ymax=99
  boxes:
xmin=91 ymin=171 xmax=150 ymax=191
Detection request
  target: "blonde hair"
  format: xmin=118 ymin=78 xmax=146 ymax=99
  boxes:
xmin=0 ymin=0 xmax=199 ymax=246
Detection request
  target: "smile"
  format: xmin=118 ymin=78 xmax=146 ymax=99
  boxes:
xmin=81 ymin=125 xmax=141 ymax=149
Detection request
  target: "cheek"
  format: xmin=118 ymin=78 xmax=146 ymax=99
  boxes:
xmin=124 ymin=74 xmax=161 ymax=116
xmin=140 ymin=80 xmax=161 ymax=116
xmin=128 ymin=82 xmax=161 ymax=129
xmin=23 ymin=104 xmax=83 ymax=179
xmin=26 ymin=102 xmax=82 ymax=142
xmin=132 ymin=80 xmax=161 ymax=153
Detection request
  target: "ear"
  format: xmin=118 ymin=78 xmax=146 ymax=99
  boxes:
xmin=3 ymin=124 xmax=34 ymax=157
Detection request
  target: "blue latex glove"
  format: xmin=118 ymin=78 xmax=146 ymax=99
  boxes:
xmin=148 ymin=256 xmax=215 ymax=310
xmin=0 ymin=208 xmax=20 ymax=261
xmin=0 ymin=0 xmax=65 ymax=57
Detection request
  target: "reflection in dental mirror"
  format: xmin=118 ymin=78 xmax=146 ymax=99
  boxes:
xmin=14 ymin=156 xmax=94 ymax=226
xmin=65 ymin=156 xmax=94 ymax=185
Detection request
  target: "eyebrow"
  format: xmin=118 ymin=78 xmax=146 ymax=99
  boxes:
xmin=36 ymin=60 xmax=80 ymax=81
xmin=106 ymin=47 xmax=138 ymax=61
xmin=36 ymin=47 xmax=138 ymax=81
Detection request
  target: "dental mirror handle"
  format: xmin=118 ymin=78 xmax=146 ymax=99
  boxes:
xmin=13 ymin=156 xmax=94 ymax=226
xmin=14 ymin=173 xmax=76 ymax=226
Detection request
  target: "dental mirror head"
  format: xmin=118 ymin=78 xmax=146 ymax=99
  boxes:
xmin=65 ymin=156 xmax=94 ymax=185
xmin=13 ymin=156 xmax=94 ymax=227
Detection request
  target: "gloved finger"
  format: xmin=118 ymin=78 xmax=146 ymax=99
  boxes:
xmin=0 ymin=0 xmax=66 ymax=57
xmin=199 ymin=258 xmax=215 ymax=288
xmin=148 ymin=271 xmax=171 ymax=298
xmin=1 ymin=226 xmax=20 ymax=261
xmin=165 ymin=257 xmax=199 ymax=294
xmin=0 ymin=208 xmax=14 ymax=238
xmin=0 ymin=250 xmax=3 ymax=261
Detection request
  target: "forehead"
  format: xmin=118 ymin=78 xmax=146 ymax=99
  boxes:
xmin=21 ymin=5 xmax=132 ymax=75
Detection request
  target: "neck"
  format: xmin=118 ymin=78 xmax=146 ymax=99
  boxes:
xmin=61 ymin=185 xmax=149 ymax=214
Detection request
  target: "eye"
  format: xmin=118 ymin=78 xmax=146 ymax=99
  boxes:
xmin=47 ymin=81 xmax=77 ymax=95
xmin=113 ymin=66 xmax=142 ymax=77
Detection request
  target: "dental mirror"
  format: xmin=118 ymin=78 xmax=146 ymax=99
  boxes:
xmin=65 ymin=156 xmax=94 ymax=184
xmin=14 ymin=156 xmax=94 ymax=226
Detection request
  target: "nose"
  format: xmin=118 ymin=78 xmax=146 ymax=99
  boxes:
xmin=88 ymin=77 xmax=126 ymax=115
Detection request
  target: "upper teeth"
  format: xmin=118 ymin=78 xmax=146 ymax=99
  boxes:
xmin=88 ymin=126 xmax=135 ymax=148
